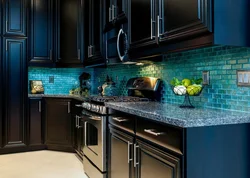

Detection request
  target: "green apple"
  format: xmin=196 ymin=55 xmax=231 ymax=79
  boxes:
xmin=182 ymin=79 xmax=192 ymax=87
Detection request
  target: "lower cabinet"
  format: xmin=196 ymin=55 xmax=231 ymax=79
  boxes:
xmin=136 ymin=140 xmax=181 ymax=178
xmin=28 ymin=98 xmax=45 ymax=150
xmin=109 ymin=127 xmax=134 ymax=178
xmin=45 ymin=98 xmax=73 ymax=152
xmin=109 ymin=126 xmax=181 ymax=178
xmin=1 ymin=38 xmax=28 ymax=153
xmin=73 ymin=114 xmax=84 ymax=159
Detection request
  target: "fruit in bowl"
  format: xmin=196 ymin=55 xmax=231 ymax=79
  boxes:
xmin=170 ymin=77 xmax=203 ymax=96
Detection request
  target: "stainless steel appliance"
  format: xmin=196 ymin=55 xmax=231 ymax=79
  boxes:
xmin=78 ymin=77 xmax=161 ymax=178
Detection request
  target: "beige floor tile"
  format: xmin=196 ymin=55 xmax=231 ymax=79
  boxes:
xmin=0 ymin=151 xmax=88 ymax=178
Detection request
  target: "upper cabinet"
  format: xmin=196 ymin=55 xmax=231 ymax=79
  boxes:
xmin=29 ymin=0 xmax=54 ymax=65
xmin=84 ymin=0 xmax=105 ymax=67
xmin=28 ymin=0 xmax=85 ymax=67
xmin=129 ymin=0 xmax=212 ymax=52
xmin=130 ymin=0 xmax=157 ymax=49
xmin=55 ymin=0 xmax=84 ymax=67
xmin=158 ymin=0 xmax=212 ymax=42
xmin=3 ymin=0 xmax=27 ymax=36
xmin=128 ymin=0 xmax=250 ymax=59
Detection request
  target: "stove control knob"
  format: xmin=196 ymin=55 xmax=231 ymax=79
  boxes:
xmin=95 ymin=106 xmax=100 ymax=112
xmin=87 ymin=104 xmax=92 ymax=110
xmin=92 ymin=105 xmax=96 ymax=112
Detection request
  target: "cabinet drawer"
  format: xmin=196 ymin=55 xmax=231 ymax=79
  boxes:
xmin=136 ymin=118 xmax=183 ymax=155
xmin=109 ymin=114 xmax=136 ymax=134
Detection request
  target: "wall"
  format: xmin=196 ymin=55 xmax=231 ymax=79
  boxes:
xmin=28 ymin=68 xmax=93 ymax=94
xmin=94 ymin=46 xmax=250 ymax=112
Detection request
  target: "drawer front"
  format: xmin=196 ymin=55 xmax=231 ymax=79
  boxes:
xmin=109 ymin=114 xmax=136 ymax=134
xmin=136 ymin=118 xmax=183 ymax=155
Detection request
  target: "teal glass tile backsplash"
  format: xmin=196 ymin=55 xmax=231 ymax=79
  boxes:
xmin=28 ymin=68 xmax=93 ymax=94
xmin=93 ymin=46 xmax=250 ymax=112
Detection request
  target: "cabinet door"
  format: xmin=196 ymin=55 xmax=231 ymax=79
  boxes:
xmin=56 ymin=0 xmax=83 ymax=66
xmin=85 ymin=0 xmax=105 ymax=67
xmin=136 ymin=140 xmax=181 ymax=178
xmin=130 ymin=0 xmax=157 ymax=49
xmin=29 ymin=0 xmax=53 ymax=65
xmin=109 ymin=127 xmax=134 ymax=178
xmin=114 ymin=0 xmax=128 ymax=18
xmin=3 ymin=0 xmax=27 ymax=36
xmin=29 ymin=98 xmax=43 ymax=146
xmin=159 ymin=0 xmax=212 ymax=42
xmin=3 ymin=38 xmax=27 ymax=148
xmin=45 ymin=99 xmax=73 ymax=152
xmin=73 ymin=115 xmax=84 ymax=159
xmin=0 ymin=38 xmax=2 ymax=148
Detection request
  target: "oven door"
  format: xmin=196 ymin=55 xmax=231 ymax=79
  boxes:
xmin=82 ymin=111 xmax=107 ymax=172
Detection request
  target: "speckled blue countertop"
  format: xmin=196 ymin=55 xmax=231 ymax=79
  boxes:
xmin=105 ymin=102 xmax=250 ymax=128
xmin=28 ymin=94 xmax=86 ymax=101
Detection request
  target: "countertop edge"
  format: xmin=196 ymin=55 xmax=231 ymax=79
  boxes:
xmin=28 ymin=94 xmax=86 ymax=101
xmin=105 ymin=102 xmax=250 ymax=128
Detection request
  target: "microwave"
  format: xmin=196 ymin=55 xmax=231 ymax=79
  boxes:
xmin=105 ymin=24 xmax=132 ymax=65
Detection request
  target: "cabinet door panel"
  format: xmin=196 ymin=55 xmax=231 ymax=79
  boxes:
xmin=109 ymin=127 xmax=134 ymax=178
xmin=45 ymin=99 xmax=72 ymax=150
xmin=137 ymin=140 xmax=181 ymax=178
xmin=30 ymin=0 xmax=53 ymax=64
xmin=56 ymin=0 xmax=82 ymax=65
xmin=130 ymin=0 xmax=156 ymax=47
xmin=29 ymin=98 xmax=43 ymax=146
xmin=3 ymin=38 xmax=27 ymax=148
xmin=4 ymin=0 xmax=27 ymax=36
xmin=160 ymin=0 xmax=212 ymax=41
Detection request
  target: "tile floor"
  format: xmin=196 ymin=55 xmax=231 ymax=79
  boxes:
xmin=0 ymin=151 xmax=88 ymax=178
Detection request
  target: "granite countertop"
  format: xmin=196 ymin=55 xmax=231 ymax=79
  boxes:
xmin=28 ymin=94 xmax=86 ymax=101
xmin=105 ymin=102 xmax=250 ymax=128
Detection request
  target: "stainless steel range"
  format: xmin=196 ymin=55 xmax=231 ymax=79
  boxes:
xmin=79 ymin=77 xmax=161 ymax=178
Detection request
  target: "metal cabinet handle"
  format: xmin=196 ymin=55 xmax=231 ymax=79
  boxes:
xmin=134 ymin=144 xmax=139 ymax=168
xmin=50 ymin=50 xmax=52 ymax=61
xmin=76 ymin=115 xmax=79 ymax=128
xmin=78 ymin=49 xmax=80 ymax=60
xmin=75 ymin=104 xmax=82 ymax=107
xmin=157 ymin=15 xmax=162 ymax=38
xmin=112 ymin=117 xmax=128 ymax=122
xmin=6 ymin=21 xmax=8 ymax=33
xmin=144 ymin=129 xmax=165 ymax=136
xmin=128 ymin=141 xmax=133 ymax=163
xmin=151 ymin=0 xmax=156 ymax=39
xmin=39 ymin=101 xmax=41 ymax=113
xmin=68 ymin=102 xmax=71 ymax=113
xmin=112 ymin=5 xmax=115 ymax=20
xmin=109 ymin=7 xmax=112 ymax=21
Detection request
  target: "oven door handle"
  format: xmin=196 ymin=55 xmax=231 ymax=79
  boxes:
xmin=84 ymin=121 xmax=87 ymax=146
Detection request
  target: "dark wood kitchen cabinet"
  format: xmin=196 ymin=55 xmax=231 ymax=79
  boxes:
xmin=1 ymin=38 xmax=28 ymax=153
xmin=28 ymin=98 xmax=45 ymax=150
xmin=55 ymin=0 xmax=85 ymax=67
xmin=45 ymin=98 xmax=73 ymax=152
xmin=109 ymin=127 xmax=134 ymax=178
xmin=129 ymin=0 xmax=157 ymax=49
xmin=29 ymin=0 xmax=85 ymax=67
xmin=158 ymin=0 xmax=212 ymax=43
xmin=3 ymin=0 xmax=27 ymax=36
xmin=108 ymin=124 xmax=181 ymax=178
xmin=129 ymin=0 xmax=212 ymax=54
xmin=29 ymin=0 xmax=54 ymax=66
xmin=72 ymin=99 xmax=84 ymax=159
xmin=106 ymin=0 xmax=128 ymax=23
xmin=135 ymin=140 xmax=181 ymax=178
xmin=84 ymin=0 xmax=105 ymax=67
xmin=74 ymin=116 xmax=84 ymax=159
